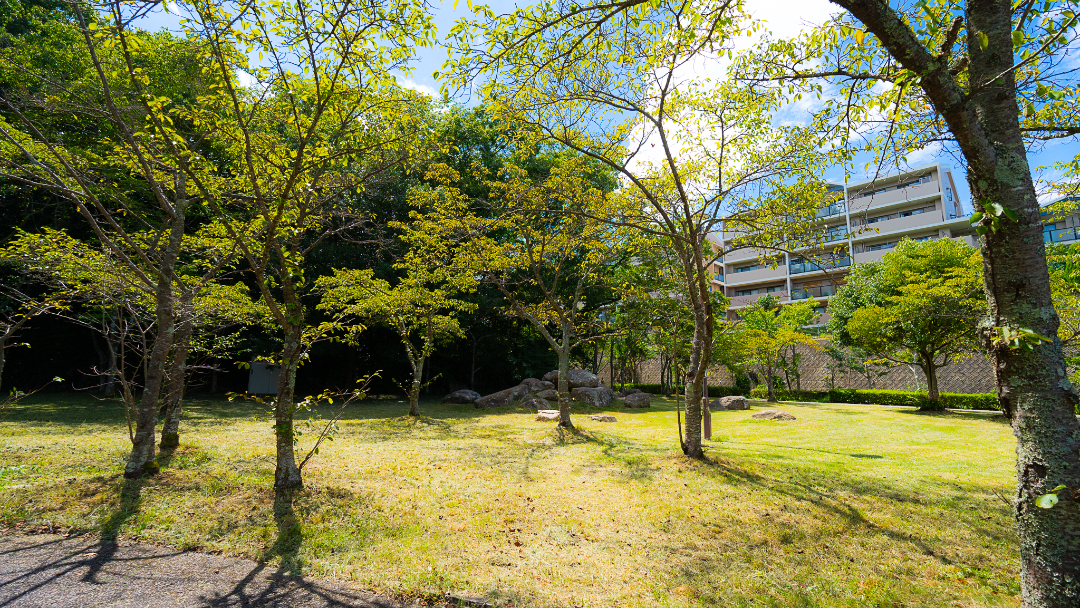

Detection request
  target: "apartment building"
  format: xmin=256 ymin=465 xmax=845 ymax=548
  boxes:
xmin=712 ymin=164 xmax=977 ymax=325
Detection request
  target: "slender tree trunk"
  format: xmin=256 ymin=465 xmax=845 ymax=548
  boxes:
xmin=160 ymin=292 xmax=194 ymax=448
xmin=682 ymin=310 xmax=708 ymax=459
xmin=918 ymin=353 xmax=943 ymax=411
xmin=274 ymin=322 xmax=303 ymax=491
xmin=408 ymin=357 xmax=422 ymax=417
xmin=765 ymin=359 xmax=777 ymax=403
xmin=124 ymin=183 xmax=188 ymax=478
xmin=557 ymin=327 xmax=573 ymax=428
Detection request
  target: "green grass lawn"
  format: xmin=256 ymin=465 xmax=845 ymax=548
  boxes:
xmin=0 ymin=393 xmax=1019 ymax=607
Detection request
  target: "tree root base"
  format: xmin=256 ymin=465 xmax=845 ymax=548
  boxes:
xmin=123 ymin=460 xmax=160 ymax=479
xmin=159 ymin=433 xmax=180 ymax=449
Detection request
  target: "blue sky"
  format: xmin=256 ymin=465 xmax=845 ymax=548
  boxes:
xmin=138 ymin=0 xmax=1074 ymax=214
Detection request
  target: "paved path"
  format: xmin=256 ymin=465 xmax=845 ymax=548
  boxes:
xmin=0 ymin=533 xmax=412 ymax=608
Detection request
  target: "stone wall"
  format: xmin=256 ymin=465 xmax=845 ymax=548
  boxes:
xmin=597 ymin=340 xmax=999 ymax=394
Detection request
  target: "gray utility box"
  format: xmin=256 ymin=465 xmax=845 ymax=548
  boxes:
xmin=247 ymin=362 xmax=280 ymax=394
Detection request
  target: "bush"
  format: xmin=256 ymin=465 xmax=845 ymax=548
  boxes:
xmin=827 ymin=389 xmax=999 ymax=411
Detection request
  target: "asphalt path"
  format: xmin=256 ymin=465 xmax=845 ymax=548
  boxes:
xmin=0 ymin=533 xmax=413 ymax=608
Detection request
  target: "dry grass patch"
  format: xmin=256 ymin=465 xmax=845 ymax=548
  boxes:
xmin=0 ymin=394 xmax=1019 ymax=607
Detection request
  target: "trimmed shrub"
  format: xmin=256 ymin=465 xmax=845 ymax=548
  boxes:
xmin=828 ymin=389 xmax=999 ymax=411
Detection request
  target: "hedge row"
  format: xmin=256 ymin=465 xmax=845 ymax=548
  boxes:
xmin=625 ymin=383 xmax=1001 ymax=411
xmin=825 ymin=389 xmax=999 ymax=410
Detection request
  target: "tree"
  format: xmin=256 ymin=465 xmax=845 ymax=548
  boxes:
xmin=0 ymin=6 xmax=221 ymax=477
xmin=160 ymin=0 xmax=434 ymax=491
xmin=446 ymin=2 xmax=835 ymax=456
xmin=822 ymin=342 xmax=890 ymax=390
xmin=828 ymin=238 xmax=984 ymax=408
xmin=738 ymin=1 xmax=1080 ymax=601
xmin=738 ymin=296 xmax=819 ymax=403
xmin=409 ymin=157 xmax=629 ymax=427
xmin=318 ymin=268 xmax=474 ymax=417
xmin=1047 ymin=242 xmax=1080 ymax=386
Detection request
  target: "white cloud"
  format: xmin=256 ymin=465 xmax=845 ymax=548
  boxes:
xmin=397 ymin=76 xmax=438 ymax=98
xmin=234 ymin=69 xmax=256 ymax=89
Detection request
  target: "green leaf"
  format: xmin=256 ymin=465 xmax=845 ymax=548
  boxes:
xmin=1035 ymin=493 xmax=1059 ymax=509
xmin=978 ymin=31 xmax=989 ymax=50
xmin=1012 ymin=30 xmax=1024 ymax=49
xmin=1002 ymin=207 xmax=1019 ymax=222
xmin=969 ymin=212 xmax=985 ymax=224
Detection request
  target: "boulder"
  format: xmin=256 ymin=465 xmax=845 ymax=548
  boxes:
xmin=542 ymin=368 xmax=600 ymax=389
xmin=535 ymin=409 xmax=561 ymax=421
xmin=535 ymin=389 xmax=559 ymax=401
xmin=571 ymin=385 xmax=615 ymax=407
xmin=475 ymin=384 xmax=529 ymax=408
xmin=587 ymin=414 xmax=617 ymax=422
xmin=621 ymin=388 xmax=643 ymax=396
xmin=752 ymin=409 xmax=796 ymax=421
xmin=520 ymin=378 xmax=555 ymax=392
xmin=622 ymin=392 xmax=652 ymax=408
xmin=712 ymin=395 xmax=749 ymax=411
xmin=521 ymin=397 xmax=553 ymax=410
xmin=443 ymin=389 xmax=482 ymax=404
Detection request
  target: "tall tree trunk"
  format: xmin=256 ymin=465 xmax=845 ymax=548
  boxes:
xmin=918 ymin=352 xmax=943 ymax=410
xmin=830 ymin=1 xmax=1080 ymax=603
xmin=964 ymin=7 xmax=1080 ymax=604
xmin=160 ymin=291 xmax=194 ymax=449
xmin=408 ymin=356 xmax=422 ymax=417
xmin=557 ymin=330 xmax=573 ymax=428
xmin=765 ymin=359 xmax=777 ymax=403
xmin=123 ymin=183 xmax=187 ymax=478
xmin=274 ymin=322 xmax=303 ymax=491
xmin=682 ymin=310 xmax=707 ymax=459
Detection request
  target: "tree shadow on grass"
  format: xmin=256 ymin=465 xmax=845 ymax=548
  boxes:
xmin=264 ymin=490 xmax=303 ymax=576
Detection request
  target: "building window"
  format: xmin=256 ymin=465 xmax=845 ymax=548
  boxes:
xmin=734 ymin=265 xmax=758 ymax=273
xmin=865 ymin=241 xmax=897 ymax=252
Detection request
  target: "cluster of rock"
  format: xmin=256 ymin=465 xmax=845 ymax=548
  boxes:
xmin=442 ymin=368 xmax=651 ymax=410
xmin=752 ymin=409 xmax=796 ymax=421
xmin=709 ymin=396 xmax=749 ymax=411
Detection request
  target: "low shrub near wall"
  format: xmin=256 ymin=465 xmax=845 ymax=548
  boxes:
xmin=827 ymin=389 xmax=999 ymax=411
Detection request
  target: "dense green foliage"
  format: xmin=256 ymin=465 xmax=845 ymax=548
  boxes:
xmin=828 ymin=238 xmax=985 ymax=405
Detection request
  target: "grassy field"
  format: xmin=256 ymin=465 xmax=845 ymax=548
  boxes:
xmin=0 ymin=393 xmax=1020 ymax=607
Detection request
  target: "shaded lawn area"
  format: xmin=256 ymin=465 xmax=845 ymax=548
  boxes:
xmin=0 ymin=393 xmax=1019 ymax=607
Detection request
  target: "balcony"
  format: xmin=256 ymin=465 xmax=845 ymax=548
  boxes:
xmin=789 ymin=256 xmax=851 ymax=275
xmin=724 ymin=264 xmax=787 ymax=284
xmin=1045 ymin=226 xmax=1078 ymax=244
xmin=790 ymin=285 xmax=837 ymax=300
xmin=822 ymin=227 xmax=848 ymax=242
xmin=816 ymin=202 xmax=845 ymax=218
xmin=729 ymin=290 xmax=789 ymax=307
xmin=848 ymin=180 xmax=941 ymax=211
xmin=850 ymin=206 xmax=944 ymax=238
